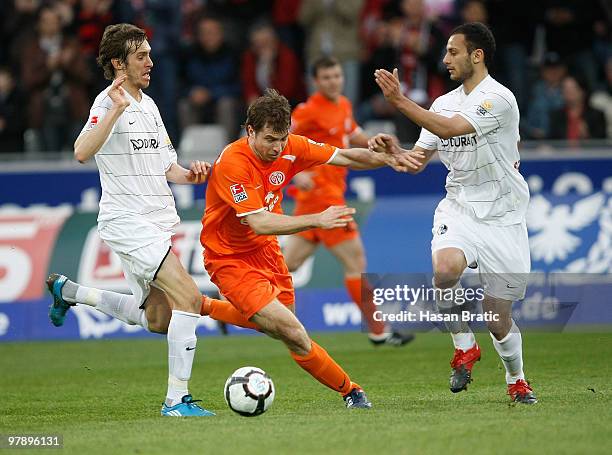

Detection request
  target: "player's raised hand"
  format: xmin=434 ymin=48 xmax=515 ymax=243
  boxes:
xmin=186 ymin=160 xmax=212 ymax=184
xmin=317 ymin=205 xmax=356 ymax=230
xmin=374 ymin=68 xmax=403 ymax=106
xmin=108 ymin=75 xmax=130 ymax=110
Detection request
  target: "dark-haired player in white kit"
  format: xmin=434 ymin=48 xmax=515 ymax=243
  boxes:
xmin=370 ymin=22 xmax=537 ymax=403
xmin=46 ymin=23 xmax=216 ymax=416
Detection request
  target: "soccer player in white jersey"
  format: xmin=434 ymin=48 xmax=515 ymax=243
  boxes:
xmin=46 ymin=24 xmax=216 ymax=416
xmin=370 ymin=22 xmax=537 ymax=404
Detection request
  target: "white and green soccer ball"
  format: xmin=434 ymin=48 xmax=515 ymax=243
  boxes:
xmin=224 ymin=366 xmax=275 ymax=416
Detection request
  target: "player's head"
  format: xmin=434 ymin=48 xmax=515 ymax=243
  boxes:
xmin=245 ymin=89 xmax=291 ymax=162
xmin=444 ymin=22 xmax=495 ymax=82
xmin=312 ymin=56 xmax=344 ymax=101
xmin=97 ymin=23 xmax=152 ymax=89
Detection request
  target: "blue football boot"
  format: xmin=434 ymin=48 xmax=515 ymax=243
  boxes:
xmin=46 ymin=273 xmax=74 ymax=327
xmin=161 ymin=395 xmax=216 ymax=417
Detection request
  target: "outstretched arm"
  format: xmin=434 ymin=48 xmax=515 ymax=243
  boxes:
xmin=375 ymin=68 xmax=475 ymax=139
xmin=368 ymin=133 xmax=436 ymax=174
xmin=165 ymin=160 xmax=211 ymax=184
xmin=328 ymin=146 xmax=425 ymax=172
xmin=245 ymin=205 xmax=356 ymax=235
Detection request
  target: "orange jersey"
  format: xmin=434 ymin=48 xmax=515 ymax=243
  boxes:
xmin=291 ymin=92 xmax=361 ymax=211
xmin=201 ymin=134 xmax=337 ymax=255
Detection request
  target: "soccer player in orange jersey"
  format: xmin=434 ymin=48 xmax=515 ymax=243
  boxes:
xmin=286 ymin=56 xmax=414 ymax=347
xmin=199 ymin=89 xmax=421 ymax=408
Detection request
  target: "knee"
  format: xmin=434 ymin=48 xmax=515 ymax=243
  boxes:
xmin=433 ymin=259 xmax=464 ymax=289
xmin=347 ymin=251 xmax=366 ymax=275
xmin=285 ymin=256 xmax=303 ymax=273
xmin=174 ymin=291 xmax=201 ymax=314
xmin=147 ymin=310 xmax=170 ymax=334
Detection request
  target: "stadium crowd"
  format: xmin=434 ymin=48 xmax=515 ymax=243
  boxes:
xmin=0 ymin=0 xmax=610 ymax=154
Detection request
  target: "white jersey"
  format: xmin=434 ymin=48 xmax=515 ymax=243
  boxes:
xmin=79 ymin=86 xmax=179 ymax=230
xmin=416 ymin=75 xmax=529 ymax=226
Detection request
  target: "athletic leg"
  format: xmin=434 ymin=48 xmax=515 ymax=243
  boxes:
xmin=250 ymin=299 xmax=371 ymax=408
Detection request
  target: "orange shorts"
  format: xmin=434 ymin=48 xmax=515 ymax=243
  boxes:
xmin=297 ymin=220 xmax=359 ymax=248
xmin=204 ymin=241 xmax=295 ymax=319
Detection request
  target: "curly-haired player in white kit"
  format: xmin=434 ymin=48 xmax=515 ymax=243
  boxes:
xmin=46 ymin=23 xmax=217 ymax=416
xmin=370 ymin=22 xmax=537 ymax=404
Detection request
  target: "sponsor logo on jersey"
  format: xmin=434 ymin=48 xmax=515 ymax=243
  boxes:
xmin=440 ymin=135 xmax=477 ymax=148
xmin=269 ymin=171 xmax=285 ymax=186
xmin=476 ymin=100 xmax=493 ymax=116
xmin=230 ymin=184 xmax=248 ymax=203
xmin=130 ymin=138 xmax=159 ymax=151
xmin=437 ymin=224 xmax=448 ymax=235
xmin=88 ymin=116 xmax=98 ymax=128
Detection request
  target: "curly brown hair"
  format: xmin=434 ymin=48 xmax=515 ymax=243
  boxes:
xmin=245 ymin=89 xmax=291 ymax=133
xmin=96 ymin=23 xmax=147 ymax=80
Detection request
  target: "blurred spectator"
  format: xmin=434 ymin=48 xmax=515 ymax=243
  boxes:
xmin=21 ymin=7 xmax=91 ymax=152
xmin=549 ymin=75 xmax=606 ymax=141
xmin=524 ymin=52 xmax=567 ymax=140
xmin=388 ymin=0 xmax=447 ymax=104
xmin=541 ymin=0 xmax=601 ymax=93
xmin=241 ymin=22 xmax=305 ymax=107
xmin=74 ymin=0 xmax=114 ymax=97
xmin=360 ymin=0 xmax=395 ymax=55
xmin=0 ymin=67 xmax=26 ymax=153
xmin=299 ymin=0 xmax=364 ymax=105
xmin=179 ymin=16 xmax=241 ymax=140
xmin=272 ymin=0 xmax=304 ymax=58
xmin=487 ymin=0 xmax=541 ymax=111
xmin=590 ymin=56 xmax=612 ymax=139
xmin=1 ymin=0 xmax=41 ymax=68
xmin=207 ymin=0 xmax=273 ymax=50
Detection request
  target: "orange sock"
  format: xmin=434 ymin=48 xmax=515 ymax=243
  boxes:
xmin=345 ymin=276 xmax=386 ymax=335
xmin=200 ymin=296 xmax=260 ymax=330
xmin=290 ymin=340 xmax=356 ymax=395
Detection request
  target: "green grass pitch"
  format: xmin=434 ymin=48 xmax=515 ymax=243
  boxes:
xmin=2 ymin=331 xmax=611 ymax=454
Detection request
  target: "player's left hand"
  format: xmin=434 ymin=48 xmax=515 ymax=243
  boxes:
xmin=374 ymin=68 xmax=403 ymax=105
xmin=186 ymin=160 xmax=212 ymax=184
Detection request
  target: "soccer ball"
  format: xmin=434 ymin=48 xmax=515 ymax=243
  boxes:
xmin=224 ymin=366 xmax=275 ymax=416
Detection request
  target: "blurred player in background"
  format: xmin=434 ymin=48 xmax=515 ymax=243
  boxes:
xmin=46 ymin=24 xmax=216 ymax=417
xmin=199 ymin=89 xmax=421 ymax=408
xmin=371 ymin=22 xmax=537 ymax=404
xmin=286 ymin=56 xmax=414 ymax=347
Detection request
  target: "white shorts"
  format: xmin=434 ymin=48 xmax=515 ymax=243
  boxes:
xmin=98 ymin=218 xmax=173 ymax=307
xmin=431 ymin=198 xmax=531 ymax=301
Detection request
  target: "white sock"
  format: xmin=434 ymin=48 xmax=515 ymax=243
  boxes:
xmin=451 ymin=331 xmax=476 ymax=351
xmin=491 ymin=320 xmax=525 ymax=384
xmin=166 ymin=310 xmax=199 ymax=406
xmin=88 ymin=291 xmax=148 ymax=330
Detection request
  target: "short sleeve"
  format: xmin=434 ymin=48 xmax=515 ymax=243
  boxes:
xmin=212 ymin=159 xmax=265 ymax=217
xmin=290 ymin=135 xmax=338 ymax=174
xmin=79 ymin=95 xmax=113 ymax=137
xmin=458 ymin=92 xmax=513 ymax=137
xmin=290 ymin=104 xmax=315 ymax=136
xmin=415 ymin=101 xmax=439 ymax=150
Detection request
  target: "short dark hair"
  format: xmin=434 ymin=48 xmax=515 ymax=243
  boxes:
xmin=97 ymin=23 xmax=148 ymax=80
xmin=450 ymin=22 xmax=496 ymax=68
xmin=311 ymin=56 xmax=341 ymax=78
xmin=245 ymin=89 xmax=291 ymax=133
